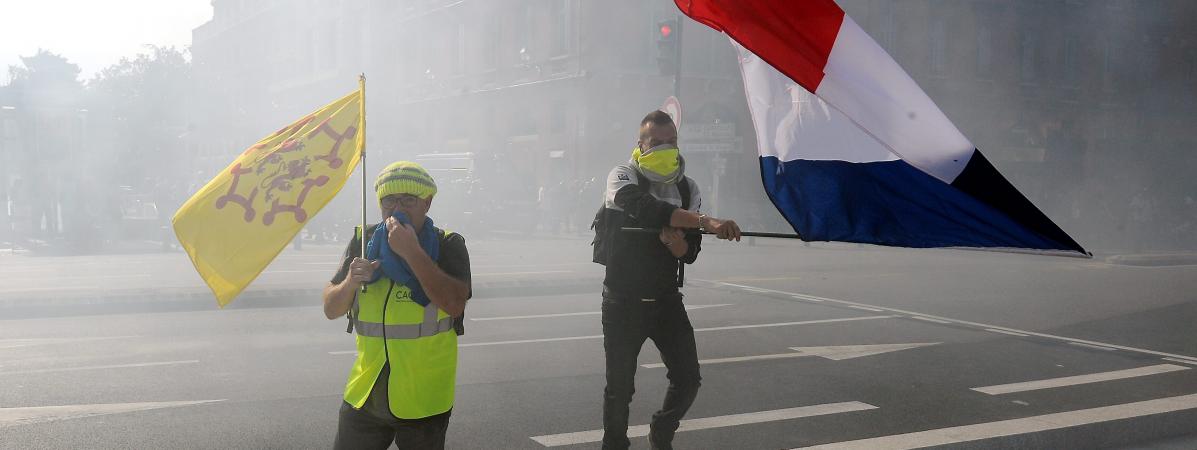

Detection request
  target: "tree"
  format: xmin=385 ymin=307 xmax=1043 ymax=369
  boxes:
xmin=88 ymin=46 xmax=192 ymax=199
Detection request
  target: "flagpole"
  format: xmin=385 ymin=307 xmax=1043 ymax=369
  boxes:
xmin=620 ymin=227 xmax=801 ymax=239
xmin=359 ymin=74 xmax=368 ymax=293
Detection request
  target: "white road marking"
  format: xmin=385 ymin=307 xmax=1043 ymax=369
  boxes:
xmin=0 ymin=360 xmax=200 ymax=375
xmin=471 ymin=262 xmax=593 ymax=269
xmin=1068 ymin=342 xmax=1117 ymax=351
xmin=984 ymin=328 xmax=1029 ymax=337
xmin=471 ymin=304 xmax=732 ymax=321
xmin=692 ymin=315 xmax=894 ymax=332
xmin=971 ymin=364 xmax=1190 ymax=395
xmin=697 ymin=280 xmax=1197 ymax=363
xmin=0 ymin=336 xmax=142 ymax=350
xmin=0 ymin=400 xmax=225 ymax=428
xmin=458 ymin=334 xmax=602 ymax=348
xmin=531 ymin=402 xmax=877 ymax=447
xmin=642 ymin=343 xmax=939 ymax=368
xmin=845 ymin=305 xmax=885 ymax=312
xmin=473 ymin=270 xmax=574 ymax=277
xmin=329 ymin=315 xmax=896 ymax=353
xmin=911 ymin=316 xmax=952 ymax=324
xmin=796 ymin=393 xmax=1197 ymax=449
xmin=1163 ymin=357 xmax=1197 ymax=366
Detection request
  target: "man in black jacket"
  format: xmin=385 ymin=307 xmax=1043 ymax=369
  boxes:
xmin=598 ymin=111 xmax=741 ymax=450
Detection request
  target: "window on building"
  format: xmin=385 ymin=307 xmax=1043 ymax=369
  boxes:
xmin=550 ymin=100 xmax=567 ymax=131
xmin=450 ymin=22 xmax=465 ymax=75
xmin=929 ymin=18 xmax=947 ymax=77
xmin=976 ymin=21 xmax=992 ymax=78
xmin=483 ymin=19 xmax=499 ymax=71
xmin=1063 ymin=37 xmax=1079 ymax=88
xmin=1020 ymin=32 xmax=1037 ymax=84
xmin=876 ymin=2 xmax=897 ymax=54
xmin=549 ymin=0 xmax=570 ymax=57
xmin=514 ymin=4 xmax=532 ymax=65
xmin=1103 ymin=41 xmax=1123 ymax=92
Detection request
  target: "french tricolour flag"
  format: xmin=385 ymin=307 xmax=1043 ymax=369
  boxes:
xmin=676 ymin=0 xmax=1088 ymax=256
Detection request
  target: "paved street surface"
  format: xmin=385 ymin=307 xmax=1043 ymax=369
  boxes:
xmin=2 ymin=236 xmax=1197 ymax=449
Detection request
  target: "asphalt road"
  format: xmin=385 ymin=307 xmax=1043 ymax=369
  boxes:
xmin=2 ymin=236 xmax=1197 ymax=449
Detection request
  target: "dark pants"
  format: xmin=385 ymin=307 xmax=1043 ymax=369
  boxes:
xmin=333 ymin=400 xmax=451 ymax=450
xmin=601 ymin=293 xmax=702 ymax=450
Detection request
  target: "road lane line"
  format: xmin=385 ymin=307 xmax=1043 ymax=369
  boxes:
xmin=461 ymin=316 xmax=892 ymax=347
xmin=1069 ymin=342 xmax=1117 ymax=351
xmin=644 ymin=351 xmax=807 ymax=368
xmin=911 ymin=316 xmax=952 ymax=324
xmin=971 ymin=364 xmax=1190 ymax=395
xmin=642 ymin=342 xmax=939 ymax=368
xmin=984 ymin=328 xmax=1029 ymax=337
xmin=0 ymin=360 xmax=200 ymax=375
xmin=696 ymin=279 xmax=1197 ymax=362
xmin=1163 ymin=357 xmax=1197 ymax=366
xmin=0 ymin=400 xmax=225 ymax=427
xmin=796 ymin=393 xmax=1197 ymax=449
xmin=458 ymin=334 xmax=603 ymax=347
xmin=473 ymin=270 xmax=574 ymax=277
xmin=0 ymin=336 xmax=142 ymax=350
xmin=845 ymin=305 xmax=884 ymax=312
xmin=692 ymin=315 xmax=894 ymax=332
xmin=470 ymin=304 xmax=732 ymax=321
xmin=531 ymin=402 xmax=877 ymax=447
xmin=329 ymin=315 xmax=896 ymax=352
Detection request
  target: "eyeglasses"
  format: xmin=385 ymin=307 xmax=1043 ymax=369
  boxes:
xmin=380 ymin=194 xmax=421 ymax=208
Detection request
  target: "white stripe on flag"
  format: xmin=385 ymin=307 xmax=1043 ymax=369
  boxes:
xmin=815 ymin=16 xmax=974 ymax=182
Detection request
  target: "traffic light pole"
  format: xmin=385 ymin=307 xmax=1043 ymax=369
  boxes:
xmin=673 ymin=15 xmax=683 ymax=101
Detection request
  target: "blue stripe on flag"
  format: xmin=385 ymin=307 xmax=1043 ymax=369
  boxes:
xmin=760 ymin=156 xmax=1074 ymax=251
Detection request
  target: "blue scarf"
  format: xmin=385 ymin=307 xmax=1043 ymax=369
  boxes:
xmin=365 ymin=211 xmax=440 ymax=306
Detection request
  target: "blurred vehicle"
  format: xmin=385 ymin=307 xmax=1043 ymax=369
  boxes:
xmin=116 ymin=186 xmax=163 ymax=241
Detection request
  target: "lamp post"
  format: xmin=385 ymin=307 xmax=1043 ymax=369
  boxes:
xmin=1 ymin=105 xmax=15 ymax=254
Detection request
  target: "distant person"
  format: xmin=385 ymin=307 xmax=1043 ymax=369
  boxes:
xmin=593 ymin=110 xmax=741 ymax=450
xmin=322 ymin=161 xmax=472 ymax=450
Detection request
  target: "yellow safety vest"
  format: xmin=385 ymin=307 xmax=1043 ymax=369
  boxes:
xmin=343 ymin=230 xmax=457 ymax=419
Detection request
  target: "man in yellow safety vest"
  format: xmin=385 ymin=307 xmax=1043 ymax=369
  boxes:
xmin=322 ymin=161 xmax=471 ymax=450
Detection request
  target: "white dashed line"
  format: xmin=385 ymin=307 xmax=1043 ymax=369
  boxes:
xmin=533 ymin=402 xmax=877 ymax=447
xmin=971 ymin=364 xmax=1190 ymax=395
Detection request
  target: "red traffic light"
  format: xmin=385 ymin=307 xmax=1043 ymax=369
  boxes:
xmin=659 ymin=24 xmax=673 ymax=38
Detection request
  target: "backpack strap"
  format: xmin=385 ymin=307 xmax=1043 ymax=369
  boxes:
xmin=677 ymin=177 xmax=691 ymax=211
xmin=675 ymin=177 xmax=692 ymax=287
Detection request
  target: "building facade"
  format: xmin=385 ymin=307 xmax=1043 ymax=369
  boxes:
xmin=192 ymin=0 xmax=1197 ymax=247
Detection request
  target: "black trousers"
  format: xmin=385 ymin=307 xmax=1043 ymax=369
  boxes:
xmin=333 ymin=400 xmax=451 ymax=450
xmin=601 ymin=292 xmax=702 ymax=450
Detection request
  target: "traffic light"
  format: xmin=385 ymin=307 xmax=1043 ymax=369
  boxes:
xmin=656 ymin=19 xmax=679 ymax=76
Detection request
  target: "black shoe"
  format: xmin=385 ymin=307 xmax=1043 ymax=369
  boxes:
xmin=647 ymin=429 xmax=674 ymax=450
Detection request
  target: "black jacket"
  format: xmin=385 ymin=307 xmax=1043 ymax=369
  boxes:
xmin=602 ymin=176 xmax=701 ymax=299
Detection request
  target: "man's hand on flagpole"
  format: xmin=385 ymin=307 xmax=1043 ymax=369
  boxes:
xmin=348 ymin=257 xmax=380 ymax=285
xmin=385 ymin=216 xmax=424 ymax=259
xmin=704 ymin=216 xmax=743 ymax=241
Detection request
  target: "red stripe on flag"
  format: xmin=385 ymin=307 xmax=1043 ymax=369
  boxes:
xmin=674 ymin=0 xmax=844 ymax=91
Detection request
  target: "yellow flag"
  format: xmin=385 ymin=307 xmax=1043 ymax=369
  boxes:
xmin=173 ymin=87 xmax=364 ymax=307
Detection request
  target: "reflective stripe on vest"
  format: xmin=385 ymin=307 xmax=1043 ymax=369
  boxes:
xmin=353 ymin=302 xmax=455 ymax=339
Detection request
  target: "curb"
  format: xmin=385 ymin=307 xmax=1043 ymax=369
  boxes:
xmin=0 ymin=277 xmax=604 ymax=319
xmin=1104 ymin=253 xmax=1197 ymax=267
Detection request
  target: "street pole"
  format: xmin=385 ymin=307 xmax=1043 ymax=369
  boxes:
xmin=673 ymin=15 xmax=683 ymax=101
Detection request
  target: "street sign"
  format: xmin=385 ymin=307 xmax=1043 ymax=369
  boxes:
xmin=661 ymin=96 xmax=682 ymax=128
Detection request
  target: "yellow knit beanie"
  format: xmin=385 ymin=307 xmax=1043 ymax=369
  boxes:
xmin=375 ymin=161 xmax=437 ymax=201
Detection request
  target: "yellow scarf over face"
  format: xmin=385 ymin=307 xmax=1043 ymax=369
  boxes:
xmin=631 ymin=145 xmax=680 ymax=178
